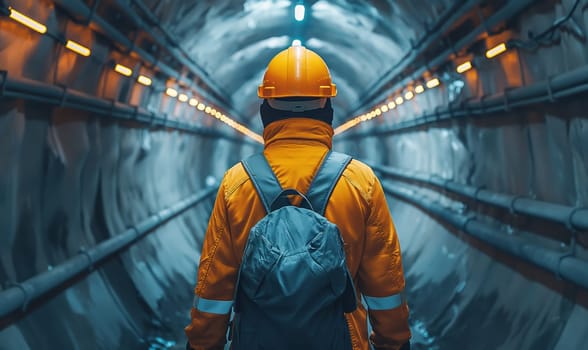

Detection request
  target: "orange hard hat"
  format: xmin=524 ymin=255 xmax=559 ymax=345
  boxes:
xmin=258 ymin=45 xmax=337 ymax=98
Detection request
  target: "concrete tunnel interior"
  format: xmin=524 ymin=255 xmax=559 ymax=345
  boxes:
xmin=1 ymin=0 xmax=587 ymax=349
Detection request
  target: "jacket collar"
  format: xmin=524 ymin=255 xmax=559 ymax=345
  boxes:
xmin=262 ymin=118 xmax=333 ymax=149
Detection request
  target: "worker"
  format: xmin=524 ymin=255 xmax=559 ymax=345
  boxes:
xmin=185 ymin=45 xmax=411 ymax=350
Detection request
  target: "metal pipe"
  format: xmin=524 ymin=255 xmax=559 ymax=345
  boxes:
xmin=371 ymin=164 xmax=588 ymax=232
xmin=51 ymin=0 xmax=229 ymax=111
xmin=0 ymin=72 xmax=255 ymax=144
xmin=381 ymin=181 xmax=588 ymax=290
xmin=342 ymin=62 xmax=588 ymax=139
xmin=0 ymin=186 xmax=217 ymax=323
xmin=350 ymin=0 xmax=536 ymax=116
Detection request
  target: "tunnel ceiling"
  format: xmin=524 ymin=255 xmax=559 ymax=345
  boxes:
xmin=140 ymin=0 xmax=459 ymax=130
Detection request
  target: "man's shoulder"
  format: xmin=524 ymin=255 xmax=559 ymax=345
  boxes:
xmin=334 ymin=155 xmax=379 ymax=203
xmin=225 ymin=160 xmax=248 ymax=179
xmin=220 ymin=161 xmax=250 ymax=200
xmin=343 ymin=157 xmax=377 ymax=182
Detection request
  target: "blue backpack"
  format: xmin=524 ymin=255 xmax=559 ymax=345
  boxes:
xmin=232 ymin=151 xmax=358 ymax=350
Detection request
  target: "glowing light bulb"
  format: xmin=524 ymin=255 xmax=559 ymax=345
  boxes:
xmin=9 ymin=8 xmax=47 ymax=34
xmin=166 ymin=87 xmax=178 ymax=98
xmin=486 ymin=43 xmax=507 ymax=59
xmin=65 ymin=40 xmax=90 ymax=57
xmin=294 ymin=4 xmax=305 ymax=21
xmin=137 ymin=75 xmax=152 ymax=86
xmin=456 ymin=61 xmax=473 ymax=73
xmin=114 ymin=64 xmax=132 ymax=77
xmin=426 ymin=78 xmax=440 ymax=89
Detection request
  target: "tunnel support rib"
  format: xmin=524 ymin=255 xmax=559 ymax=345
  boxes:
xmin=50 ymin=0 xmax=233 ymax=113
xmin=0 ymin=186 xmax=218 ymax=330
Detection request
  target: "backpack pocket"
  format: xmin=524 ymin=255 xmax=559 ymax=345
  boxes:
xmin=307 ymin=228 xmax=348 ymax=297
xmin=239 ymin=229 xmax=282 ymax=300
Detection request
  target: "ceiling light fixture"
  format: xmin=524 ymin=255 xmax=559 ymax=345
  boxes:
xmin=486 ymin=43 xmax=507 ymax=59
xmin=114 ymin=64 xmax=132 ymax=77
xmin=426 ymin=78 xmax=440 ymax=89
xmin=137 ymin=75 xmax=152 ymax=86
xmin=8 ymin=7 xmax=47 ymax=34
xmin=456 ymin=61 xmax=473 ymax=73
xmin=294 ymin=4 xmax=305 ymax=21
xmin=165 ymin=87 xmax=178 ymax=98
xmin=65 ymin=40 xmax=90 ymax=56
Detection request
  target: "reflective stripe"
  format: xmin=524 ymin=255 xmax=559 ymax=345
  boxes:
xmin=364 ymin=293 xmax=403 ymax=311
xmin=193 ymin=296 xmax=233 ymax=315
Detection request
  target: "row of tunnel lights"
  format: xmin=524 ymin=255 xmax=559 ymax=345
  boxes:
xmin=9 ymin=4 xmax=509 ymax=140
xmin=4 ymin=5 xmax=264 ymax=143
xmin=333 ymin=42 xmax=508 ymax=135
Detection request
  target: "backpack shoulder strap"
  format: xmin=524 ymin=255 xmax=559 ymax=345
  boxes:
xmin=241 ymin=153 xmax=283 ymax=214
xmin=306 ymin=151 xmax=352 ymax=216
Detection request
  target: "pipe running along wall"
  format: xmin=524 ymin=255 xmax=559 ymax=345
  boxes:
xmin=0 ymin=186 xmax=217 ymax=328
xmin=343 ymin=62 xmax=588 ymax=139
xmin=370 ymin=163 xmax=588 ymax=231
xmin=0 ymin=72 xmax=251 ymax=143
xmin=376 ymin=176 xmax=588 ymax=290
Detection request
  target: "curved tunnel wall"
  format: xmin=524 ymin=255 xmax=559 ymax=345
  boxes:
xmin=0 ymin=2 xmax=258 ymax=347
xmin=334 ymin=1 xmax=588 ymax=348
xmin=1 ymin=0 xmax=588 ymax=349
xmin=0 ymin=102 xmax=239 ymax=348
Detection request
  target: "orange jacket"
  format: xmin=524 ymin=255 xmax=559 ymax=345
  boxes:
xmin=185 ymin=118 xmax=410 ymax=350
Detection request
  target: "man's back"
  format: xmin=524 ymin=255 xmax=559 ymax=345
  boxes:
xmin=186 ymin=117 xmax=409 ymax=350
xmin=186 ymin=45 xmax=410 ymax=350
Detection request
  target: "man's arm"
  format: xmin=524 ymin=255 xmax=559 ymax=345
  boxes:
xmin=185 ymin=179 xmax=238 ymax=350
xmin=358 ymin=176 xmax=411 ymax=350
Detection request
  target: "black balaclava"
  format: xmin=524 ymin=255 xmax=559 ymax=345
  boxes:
xmin=260 ymin=97 xmax=333 ymax=128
